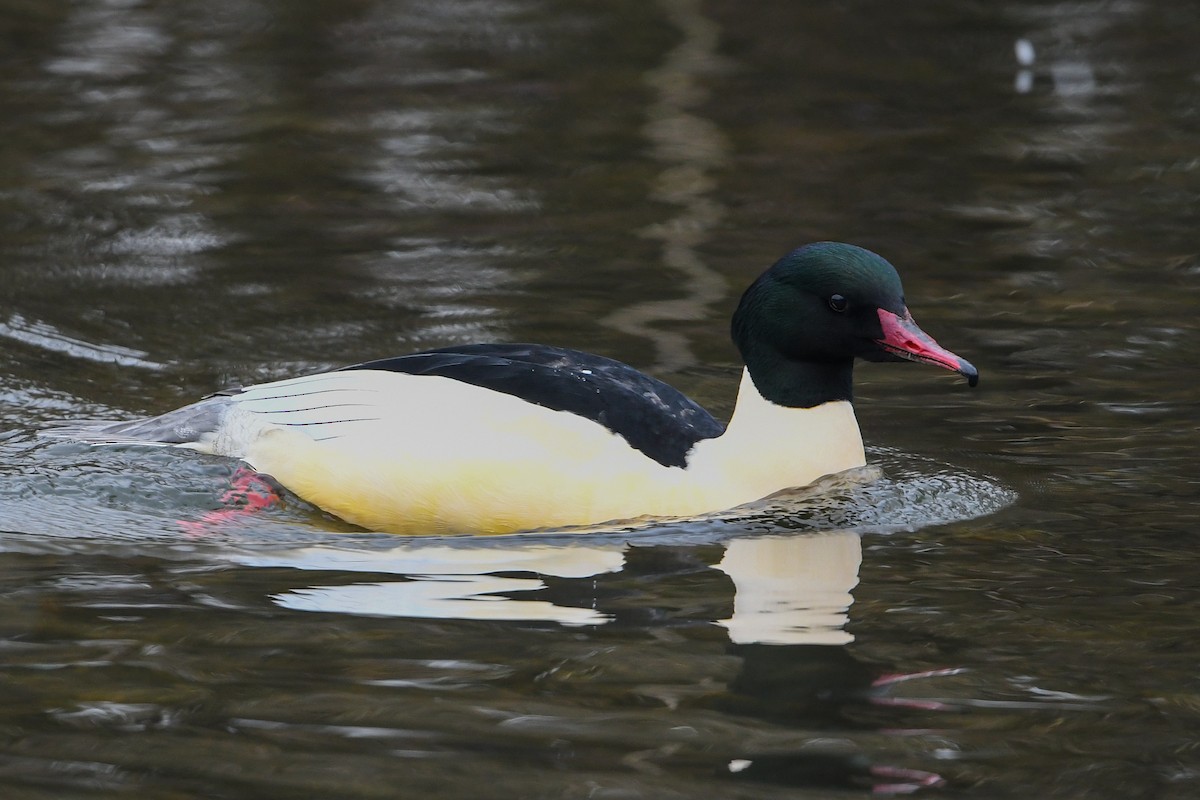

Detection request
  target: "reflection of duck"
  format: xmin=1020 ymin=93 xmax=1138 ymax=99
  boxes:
xmin=48 ymin=243 xmax=977 ymax=535
xmin=251 ymin=529 xmax=864 ymax=648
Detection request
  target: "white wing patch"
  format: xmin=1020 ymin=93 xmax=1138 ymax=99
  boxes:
xmin=208 ymin=371 xmax=404 ymax=456
xmin=233 ymin=376 xmax=384 ymax=441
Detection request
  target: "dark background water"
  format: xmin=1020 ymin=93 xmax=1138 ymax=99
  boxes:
xmin=1 ymin=1 xmax=1198 ymax=797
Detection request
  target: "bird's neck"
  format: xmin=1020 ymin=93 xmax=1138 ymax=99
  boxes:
xmin=686 ymin=369 xmax=866 ymax=501
xmin=742 ymin=351 xmax=855 ymax=408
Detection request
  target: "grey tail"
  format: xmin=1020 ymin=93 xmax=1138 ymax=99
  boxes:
xmin=40 ymin=396 xmax=231 ymax=448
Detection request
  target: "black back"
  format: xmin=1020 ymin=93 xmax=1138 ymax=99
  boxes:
xmin=341 ymin=343 xmax=724 ymax=468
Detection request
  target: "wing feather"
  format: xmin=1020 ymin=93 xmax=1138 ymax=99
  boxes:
xmin=43 ymin=344 xmax=725 ymax=469
xmin=344 ymin=343 xmax=723 ymax=468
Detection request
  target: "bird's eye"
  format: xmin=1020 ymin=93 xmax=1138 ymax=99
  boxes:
xmin=828 ymin=294 xmax=849 ymax=312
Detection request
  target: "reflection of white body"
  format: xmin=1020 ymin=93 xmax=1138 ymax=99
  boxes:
xmin=248 ymin=531 xmax=863 ymax=645
xmin=715 ymin=533 xmax=862 ymax=645
xmin=242 ymin=544 xmax=627 ymax=626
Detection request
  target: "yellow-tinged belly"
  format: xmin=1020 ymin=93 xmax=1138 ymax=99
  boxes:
xmin=245 ymin=425 xmax=720 ymax=535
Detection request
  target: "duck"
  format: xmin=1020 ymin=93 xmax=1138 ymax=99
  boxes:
xmin=47 ymin=242 xmax=978 ymax=535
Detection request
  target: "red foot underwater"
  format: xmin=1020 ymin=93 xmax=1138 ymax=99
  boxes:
xmin=179 ymin=467 xmax=281 ymax=536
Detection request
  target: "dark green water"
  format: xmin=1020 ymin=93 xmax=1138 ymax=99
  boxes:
xmin=1 ymin=1 xmax=1198 ymax=797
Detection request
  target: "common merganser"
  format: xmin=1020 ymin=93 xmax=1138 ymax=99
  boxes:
xmin=47 ymin=242 xmax=978 ymax=535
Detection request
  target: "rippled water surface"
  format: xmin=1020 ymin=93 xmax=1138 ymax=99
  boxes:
xmin=1 ymin=1 xmax=1198 ymax=797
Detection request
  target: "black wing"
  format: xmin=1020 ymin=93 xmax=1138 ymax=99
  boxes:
xmin=341 ymin=343 xmax=724 ymax=468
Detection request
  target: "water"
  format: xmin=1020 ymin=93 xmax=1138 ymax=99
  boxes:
xmin=1 ymin=0 xmax=1198 ymax=797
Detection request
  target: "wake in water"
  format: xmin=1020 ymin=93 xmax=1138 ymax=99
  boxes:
xmin=736 ymin=445 xmax=1016 ymax=536
xmin=533 ymin=444 xmax=1017 ymax=546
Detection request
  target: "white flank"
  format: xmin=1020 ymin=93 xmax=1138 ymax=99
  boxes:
xmin=66 ymin=367 xmax=867 ymax=535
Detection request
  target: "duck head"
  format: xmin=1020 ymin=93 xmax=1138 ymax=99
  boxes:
xmin=731 ymin=242 xmax=978 ymax=408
